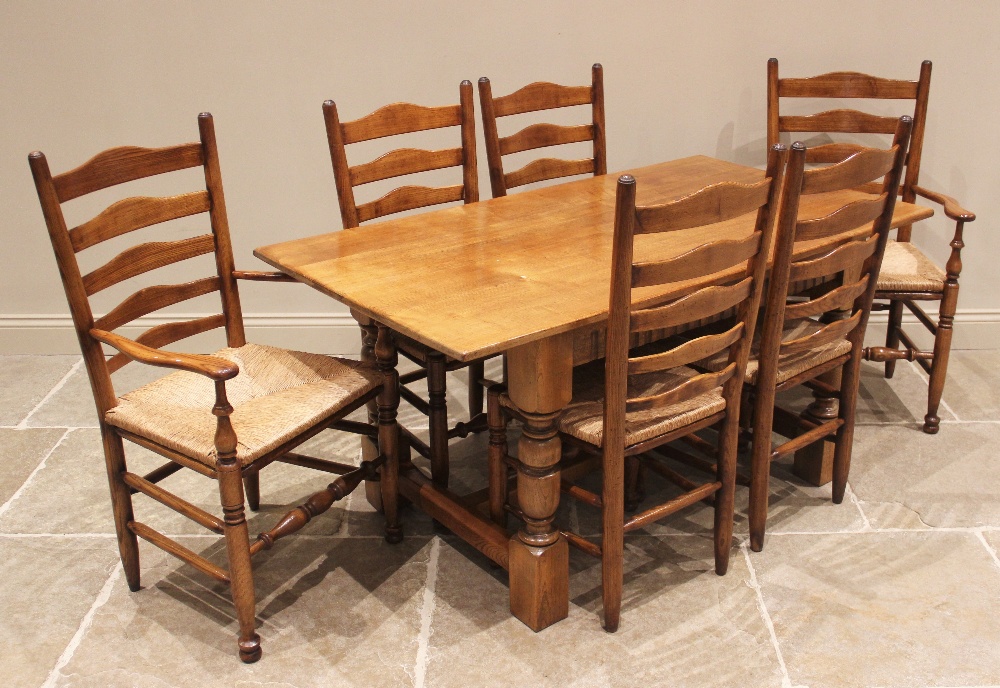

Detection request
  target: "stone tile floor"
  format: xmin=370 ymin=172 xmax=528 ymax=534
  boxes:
xmin=2 ymin=353 xmax=999 ymax=687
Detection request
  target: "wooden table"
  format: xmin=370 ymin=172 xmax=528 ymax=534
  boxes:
xmin=255 ymin=155 xmax=933 ymax=631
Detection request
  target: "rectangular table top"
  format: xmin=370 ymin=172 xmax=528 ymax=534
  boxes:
xmin=255 ymin=155 xmax=933 ymax=362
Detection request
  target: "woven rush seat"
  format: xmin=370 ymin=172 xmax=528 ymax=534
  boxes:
xmin=699 ymin=318 xmax=852 ymax=385
xmin=556 ymin=359 xmax=726 ymax=447
xmin=106 ymin=343 xmax=379 ymax=466
xmin=877 ymin=240 xmax=945 ymax=293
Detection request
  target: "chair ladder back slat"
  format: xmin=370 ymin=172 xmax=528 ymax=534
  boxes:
xmin=105 ymin=313 xmax=227 ymax=374
xmin=783 ymin=276 xmax=869 ymax=321
xmin=341 ymin=102 xmax=462 ymax=144
xmin=628 ymin=323 xmax=744 ymax=376
xmin=52 ymin=143 xmax=204 ymax=203
xmin=491 ymin=82 xmax=592 ymax=117
xmin=626 ymin=365 xmax=736 ymax=413
xmin=82 ymin=234 xmax=216 ymax=296
xmin=634 ymin=179 xmax=771 ymax=234
xmin=504 ymin=157 xmax=594 ymax=190
xmin=95 ymin=277 xmax=222 ymax=332
xmin=69 ymin=191 xmax=211 ymax=253
xmin=804 ymin=142 xmax=867 ymax=165
xmin=788 ymin=234 xmax=879 ymax=284
xmin=349 ymin=147 xmax=464 ymax=187
xmin=794 ymin=194 xmax=887 ymax=241
xmin=780 ymin=109 xmax=901 ymax=135
xmin=355 ymin=184 xmax=465 ymax=224
xmin=779 ymin=310 xmax=863 ymax=356
xmin=631 ymin=278 xmax=753 ymax=332
xmin=632 ymin=234 xmax=760 ymax=288
xmin=500 ymin=122 xmax=595 ymax=156
xmin=778 ymin=71 xmax=919 ymax=99
xmin=800 ymin=146 xmax=897 ymax=195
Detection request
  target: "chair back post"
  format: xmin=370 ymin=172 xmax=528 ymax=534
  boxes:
xmin=755 ymin=142 xmax=807 ymax=390
xmin=766 ymin=57 xmax=780 ymax=149
xmin=898 ymin=61 xmax=931 ymax=241
xmin=592 ymin=63 xmax=607 ymax=176
xmin=459 ymin=80 xmax=480 ymax=203
xmin=28 ymin=151 xmax=118 ymax=414
xmin=729 ymin=143 xmax=794 ymax=404
xmin=322 ymin=100 xmax=361 ymax=228
xmin=603 ymin=175 xmax=637 ymax=453
xmin=855 ymin=116 xmax=914 ymax=341
xmin=198 ymin=113 xmax=246 ymax=348
xmin=477 ymin=77 xmax=507 ymax=198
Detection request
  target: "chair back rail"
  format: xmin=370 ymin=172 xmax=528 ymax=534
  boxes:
xmin=478 ymin=64 xmax=607 ymax=198
xmin=603 ymin=143 xmax=789 ymax=452
xmin=324 ymin=81 xmax=479 ymax=229
xmin=767 ymin=58 xmax=931 ymax=241
xmin=29 ymin=113 xmax=245 ymax=416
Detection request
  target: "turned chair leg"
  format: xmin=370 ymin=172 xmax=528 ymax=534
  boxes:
xmin=487 ymin=385 xmax=509 ymax=528
xmin=244 ymin=472 xmax=260 ymax=512
xmin=102 ymin=426 xmax=141 ymax=591
xmin=468 ymin=360 xmax=485 ymax=419
xmin=884 ymin=300 xmax=904 ymax=379
xmin=426 ymin=352 xmax=450 ymax=489
xmin=925 ymin=283 xmax=958 ymax=435
xmin=218 ymin=459 xmax=261 ymax=663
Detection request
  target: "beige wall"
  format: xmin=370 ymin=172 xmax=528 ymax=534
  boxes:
xmin=2 ymin=0 xmax=997 ymax=354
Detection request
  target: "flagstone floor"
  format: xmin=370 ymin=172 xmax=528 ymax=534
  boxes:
xmin=2 ymin=353 xmax=999 ymax=688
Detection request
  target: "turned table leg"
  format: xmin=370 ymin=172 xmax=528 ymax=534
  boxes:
xmin=505 ymin=332 xmax=573 ymax=631
xmin=357 ymin=315 xmax=384 ymax=511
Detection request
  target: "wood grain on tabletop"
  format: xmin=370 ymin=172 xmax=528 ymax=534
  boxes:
xmin=255 ymin=155 xmax=932 ymax=362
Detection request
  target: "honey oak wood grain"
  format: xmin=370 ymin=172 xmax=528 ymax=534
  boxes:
xmin=256 ymin=155 xmax=932 ymax=363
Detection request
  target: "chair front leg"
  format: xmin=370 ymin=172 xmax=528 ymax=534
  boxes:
xmin=213 ymin=382 xmax=261 ymax=663
xmin=925 ymin=220 xmax=965 ymax=434
xmin=713 ymin=413 xmax=739 ymax=575
xmin=101 ymin=424 xmax=141 ymax=592
xmin=376 ymin=325 xmax=403 ymax=544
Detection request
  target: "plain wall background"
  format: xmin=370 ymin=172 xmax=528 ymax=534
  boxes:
xmin=2 ymin=1 xmax=996 ymax=354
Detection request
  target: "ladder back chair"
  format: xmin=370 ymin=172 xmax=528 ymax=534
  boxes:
xmin=29 ymin=113 xmax=402 ymax=663
xmin=767 ymin=58 xmax=976 ymax=433
xmin=323 ymin=80 xmax=486 ymax=492
xmin=478 ymin=63 xmax=607 ymax=198
xmin=742 ymin=118 xmax=912 ymax=551
xmin=488 ymin=145 xmax=788 ymax=631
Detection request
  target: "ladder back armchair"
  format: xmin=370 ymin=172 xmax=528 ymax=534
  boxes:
xmin=29 ymin=113 xmax=402 ymax=662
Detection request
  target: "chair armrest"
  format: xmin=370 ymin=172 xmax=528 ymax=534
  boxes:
xmin=913 ymin=186 xmax=976 ymax=223
xmin=232 ymin=270 xmax=298 ymax=282
xmin=91 ymin=329 xmax=240 ymax=381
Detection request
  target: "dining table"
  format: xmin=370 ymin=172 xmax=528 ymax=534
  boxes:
xmin=254 ymin=154 xmax=933 ymax=632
